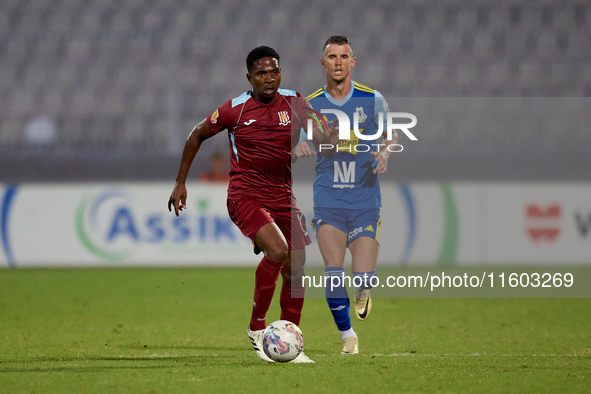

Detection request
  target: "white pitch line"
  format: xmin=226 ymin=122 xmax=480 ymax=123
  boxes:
xmin=312 ymin=353 xmax=585 ymax=357
xmin=9 ymin=353 xmax=586 ymax=360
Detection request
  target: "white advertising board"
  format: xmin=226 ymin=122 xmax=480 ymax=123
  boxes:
xmin=484 ymin=183 xmax=591 ymax=264
xmin=0 ymin=183 xmax=257 ymax=267
xmin=1 ymin=182 xmax=589 ymax=267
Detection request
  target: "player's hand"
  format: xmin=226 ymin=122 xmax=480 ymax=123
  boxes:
xmin=371 ymin=151 xmax=388 ymax=174
xmin=293 ymin=141 xmax=316 ymax=158
xmin=316 ymin=117 xmax=340 ymax=159
xmin=326 ymin=117 xmax=340 ymax=146
xmin=168 ymin=182 xmax=188 ymax=217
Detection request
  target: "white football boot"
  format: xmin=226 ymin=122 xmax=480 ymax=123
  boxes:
xmin=290 ymin=351 xmax=315 ymax=363
xmin=247 ymin=326 xmax=274 ymax=363
xmin=341 ymin=336 xmax=359 ymax=354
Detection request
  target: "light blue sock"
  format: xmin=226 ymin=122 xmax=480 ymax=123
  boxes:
xmin=325 ymin=267 xmax=351 ymax=332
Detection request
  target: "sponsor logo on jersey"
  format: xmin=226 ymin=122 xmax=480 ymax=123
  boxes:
xmin=278 ymin=111 xmax=291 ymax=126
xmin=336 ymin=129 xmax=362 ymax=155
xmin=334 ymin=161 xmax=356 ymax=184
xmin=348 ymin=226 xmax=364 ymax=239
xmin=244 ymin=119 xmax=256 ymax=125
xmin=355 ymin=106 xmax=367 ymax=123
xmin=210 ymin=109 xmax=219 ymax=124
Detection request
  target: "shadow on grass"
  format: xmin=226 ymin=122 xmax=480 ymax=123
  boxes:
xmin=118 ymin=344 xmax=248 ymax=352
xmin=0 ymin=353 xmax=261 ymax=373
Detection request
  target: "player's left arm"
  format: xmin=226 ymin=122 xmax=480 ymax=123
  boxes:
xmin=292 ymin=129 xmax=316 ymax=163
xmin=371 ymin=91 xmax=398 ymax=174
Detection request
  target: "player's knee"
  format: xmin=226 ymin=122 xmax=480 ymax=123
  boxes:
xmin=324 ymin=259 xmax=344 ymax=269
xmin=267 ymin=249 xmax=288 ymax=263
xmin=265 ymin=240 xmax=288 ymax=263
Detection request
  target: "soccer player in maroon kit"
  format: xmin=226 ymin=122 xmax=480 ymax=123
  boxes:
xmin=168 ymin=46 xmax=336 ymax=363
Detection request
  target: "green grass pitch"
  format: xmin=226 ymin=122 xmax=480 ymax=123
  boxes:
xmin=0 ymin=268 xmax=589 ymax=393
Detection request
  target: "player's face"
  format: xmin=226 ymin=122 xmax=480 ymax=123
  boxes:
xmin=247 ymin=57 xmax=282 ymax=103
xmin=321 ymin=44 xmax=355 ymax=83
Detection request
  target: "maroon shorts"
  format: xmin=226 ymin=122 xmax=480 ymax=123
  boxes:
xmin=227 ymin=198 xmax=311 ymax=255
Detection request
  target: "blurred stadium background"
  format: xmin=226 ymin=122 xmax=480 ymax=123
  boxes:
xmin=1 ymin=0 xmax=591 ymax=183
xmin=1 ymin=4 xmax=589 ymax=393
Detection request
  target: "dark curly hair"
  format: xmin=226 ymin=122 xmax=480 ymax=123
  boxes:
xmin=246 ymin=46 xmax=280 ymax=72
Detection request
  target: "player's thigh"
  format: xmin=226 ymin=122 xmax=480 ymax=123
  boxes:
xmin=349 ymin=236 xmax=379 ymax=272
xmin=268 ymin=204 xmax=311 ymax=252
xmin=255 ymin=222 xmax=288 ymax=263
xmin=312 ymin=208 xmax=348 ymax=268
xmin=347 ymin=207 xmax=381 ymax=272
xmin=316 ymin=224 xmax=348 ymax=268
xmin=228 ymin=198 xmax=277 ymax=255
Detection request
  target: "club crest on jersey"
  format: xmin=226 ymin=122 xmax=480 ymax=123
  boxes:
xmin=210 ymin=109 xmax=219 ymax=124
xmin=355 ymin=107 xmax=367 ymax=123
xmin=278 ymin=111 xmax=291 ymax=126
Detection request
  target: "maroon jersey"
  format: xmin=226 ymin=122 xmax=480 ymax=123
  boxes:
xmin=207 ymin=89 xmax=312 ymax=202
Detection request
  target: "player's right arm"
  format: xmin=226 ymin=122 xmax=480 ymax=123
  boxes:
xmin=293 ymin=97 xmax=339 ymax=161
xmin=292 ymin=119 xmax=339 ymax=161
xmin=168 ymin=118 xmax=217 ymax=216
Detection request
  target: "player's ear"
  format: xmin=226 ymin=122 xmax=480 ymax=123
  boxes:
xmin=350 ymin=57 xmax=356 ymax=68
xmin=246 ymin=72 xmax=252 ymax=84
xmin=320 ymin=58 xmax=326 ymax=68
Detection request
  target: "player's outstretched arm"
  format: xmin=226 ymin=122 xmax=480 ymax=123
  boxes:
xmin=168 ymin=118 xmax=216 ymax=216
xmin=371 ymin=129 xmax=399 ymax=174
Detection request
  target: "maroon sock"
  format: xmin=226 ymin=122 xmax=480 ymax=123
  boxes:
xmin=279 ymin=279 xmax=305 ymax=326
xmin=249 ymin=257 xmax=283 ymax=331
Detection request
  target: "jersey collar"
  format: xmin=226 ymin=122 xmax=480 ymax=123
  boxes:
xmin=322 ymin=81 xmax=355 ymax=107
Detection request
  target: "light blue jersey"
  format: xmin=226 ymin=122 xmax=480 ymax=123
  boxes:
xmin=307 ymin=81 xmax=389 ymax=209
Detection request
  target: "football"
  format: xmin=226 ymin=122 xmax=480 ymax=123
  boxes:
xmin=262 ymin=320 xmax=304 ymax=362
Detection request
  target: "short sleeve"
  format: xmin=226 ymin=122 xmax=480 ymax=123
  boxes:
xmin=373 ymin=90 xmax=389 ymax=133
xmin=290 ymin=94 xmax=322 ymax=150
xmin=207 ymin=100 xmax=235 ymax=134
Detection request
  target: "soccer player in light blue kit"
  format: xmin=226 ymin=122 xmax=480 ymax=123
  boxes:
xmin=293 ymin=36 xmax=399 ymax=354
